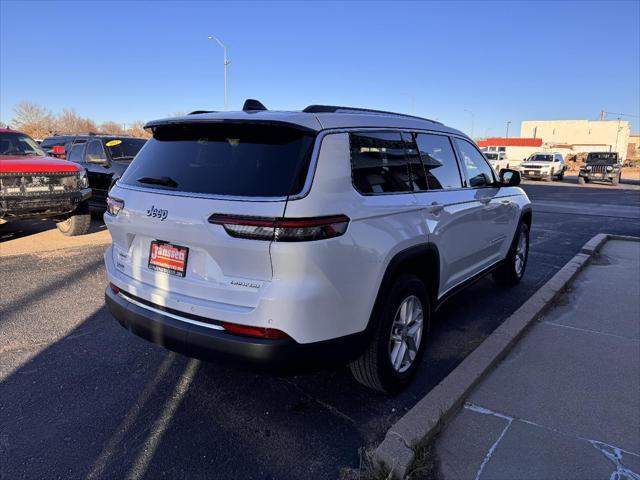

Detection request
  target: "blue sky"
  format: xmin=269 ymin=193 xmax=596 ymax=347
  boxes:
xmin=1 ymin=0 xmax=639 ymax=136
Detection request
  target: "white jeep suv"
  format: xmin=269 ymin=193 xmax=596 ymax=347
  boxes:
xmin=104 ymin=101 xmax=532 ymax=392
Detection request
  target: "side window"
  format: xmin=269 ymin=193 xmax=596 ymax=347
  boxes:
xmin=350 ymin=132 xmax=412 ymax=194
xmin=85 ymin=140 xmax=106 ymax=162
xmin=415 ymin=133 xmax=462 ymax=189
xmin=66 ymin=143 xmax=86 ymax=163
xmin=454 ymin=138 xmax=495 ymax=188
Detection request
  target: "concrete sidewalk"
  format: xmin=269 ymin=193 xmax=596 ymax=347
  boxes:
xmin=435 ymin=239 xmax=640 ymax=480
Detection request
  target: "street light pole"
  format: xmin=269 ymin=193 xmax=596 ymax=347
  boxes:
xmin=464 ymin=109 xmax=475 ymax=139
xmin=506 ymin=121 xmax=511 ymax=139
xmin=207 ymin=35 xmax=230 ymax=111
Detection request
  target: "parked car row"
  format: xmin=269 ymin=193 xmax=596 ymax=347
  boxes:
xmin=0 ymin=129 xmax=92 ymax=235
xmin=0 ymin=130 xmax=147 ymax=235
xmin=481 ymin=149 xmax=626 ymax=186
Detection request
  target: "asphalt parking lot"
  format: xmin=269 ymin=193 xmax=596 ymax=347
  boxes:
xmin=1 ymin=180 xmax=639 ymax=479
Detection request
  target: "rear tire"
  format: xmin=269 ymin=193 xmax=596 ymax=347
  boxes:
xmin=350 ymin=274 xmax=430 ymax=393
xmin=56 ymin=202 xmax=91 ymax=236
xmin=493 ymin=222 xmax=529 ymax=286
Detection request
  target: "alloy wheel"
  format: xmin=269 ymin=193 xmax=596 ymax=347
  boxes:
xmin=514 ymin=231 xmax=527 ymax=277
xmin=388 ymin=295 xmax=424 ymax=373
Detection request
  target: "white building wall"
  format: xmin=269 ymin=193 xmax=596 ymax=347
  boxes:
xmin=520 ymin=119 xmax=630 ymax=160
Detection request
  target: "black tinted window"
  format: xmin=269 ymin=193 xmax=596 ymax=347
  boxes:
xmin=350 ymin=132 xmax=412 ymax=194
xmin=455 ymin=138 xmax=495 ymax=188
xmin=66 ymin=143 xmax=86 ymax=163
xmin=415 ymin=134 xmax=462 ymax=189
xmin=104 ymin=138 xmax=146 ymax=161
xmin=120 ymin=123 xmax=315 ymax=197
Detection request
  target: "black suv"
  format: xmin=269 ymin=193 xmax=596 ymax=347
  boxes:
xmin=41 ymin=134 xmax=147 ymax=209
xmin=578 ymin=152 xmax=623 ymax=186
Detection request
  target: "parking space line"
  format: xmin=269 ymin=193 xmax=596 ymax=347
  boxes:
xmin=86 ymin=353 xmax=176 ymax=480
xmin=540 ymin=320 xmax=640 ymax=342
xmin=126 ymin=358 xmax=200 ymax=480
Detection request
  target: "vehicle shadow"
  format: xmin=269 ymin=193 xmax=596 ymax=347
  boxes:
xmin=0 ymin=217 xmax=106 ymax=243
xmin=0 ymin=268 xmax=549 ymax=479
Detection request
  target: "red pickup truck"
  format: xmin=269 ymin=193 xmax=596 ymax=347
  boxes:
xmin=0 ymin=129 xmax=92 ymax=236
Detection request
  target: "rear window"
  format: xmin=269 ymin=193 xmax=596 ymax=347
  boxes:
xmin=41 ymin=137 xmax=71 ymax=148
xmin=119 ymin=123 xmax=315 ymax=197
xmin=104 ymin=138 xmax=147 ymax=161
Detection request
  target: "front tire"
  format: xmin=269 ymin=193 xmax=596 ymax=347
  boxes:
xmin=493 ymin=222 xmax=529 ymax=286
xmin=578 ymin=176 xmax=585 ymax=185
xmin=612 ymin=174 xmax=620 ymax=186
xmin=56 ymin=202 xmax=91 ymax=236
xmin=350 ymin=274 xmax=430 ymax=393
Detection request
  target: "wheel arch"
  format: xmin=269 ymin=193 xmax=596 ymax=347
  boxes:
xmin=368 ymin=243 xmax=440 ymax=333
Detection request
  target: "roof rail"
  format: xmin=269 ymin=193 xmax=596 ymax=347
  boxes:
xmin=302 ymin=105 xmax=442 ymax=125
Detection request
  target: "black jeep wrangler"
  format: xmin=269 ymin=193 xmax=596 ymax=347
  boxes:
xmin=578 ymin=152 xmax=623 ymax=186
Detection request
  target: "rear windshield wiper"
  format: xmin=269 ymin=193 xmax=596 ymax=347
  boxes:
xmin=137 ymin=176 xmax=178 ymax=188
xmin=112 ymin=156 xmax=135 ymax=161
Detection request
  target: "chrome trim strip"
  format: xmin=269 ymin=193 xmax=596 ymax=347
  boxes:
xmin=118 ymin=291 xmax=225 ymax=331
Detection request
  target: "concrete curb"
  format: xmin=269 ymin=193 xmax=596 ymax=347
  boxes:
xmin=374 ymin=233 xmax=637 ymax=479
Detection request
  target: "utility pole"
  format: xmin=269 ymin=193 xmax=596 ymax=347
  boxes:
xmin=207 ymin=35 xmax=230 ymax=110
xmin=506 ymin=121 xmax=512 ymax=139
xmin=464 ymin=109 xmax=475 ymax=139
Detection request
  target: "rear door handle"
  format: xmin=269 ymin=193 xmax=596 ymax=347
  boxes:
xmin=426 ymin=202 xmax=444 ymax=214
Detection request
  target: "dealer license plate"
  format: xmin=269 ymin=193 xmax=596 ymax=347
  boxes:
xmin=148 ymin=241 xmax=189 ymax=277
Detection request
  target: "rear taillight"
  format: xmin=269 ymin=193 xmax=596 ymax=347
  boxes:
xmin=109 ymin=282 xmax=120 ymax=294
xmin=209 ymin=214 xmax=350 ymax=242
xmin=221 ymin=321 xmax=290 ymax=340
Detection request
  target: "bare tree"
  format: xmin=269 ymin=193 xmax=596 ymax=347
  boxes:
xmin=11 ymin=101 xmax=54 ymax=139
xmin=57 ymin=109 xmax=97 ymax=134
xmin=100 ymin=121 xmax=125 ymax=135
xmin=126 ymin=120 xmax=151 ymax=139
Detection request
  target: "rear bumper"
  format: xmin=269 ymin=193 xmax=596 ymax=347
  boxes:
xmin=0 ymin=188 xmax=91 ymax=220
xmin=105 ymin=286 xmax=368 ymax=373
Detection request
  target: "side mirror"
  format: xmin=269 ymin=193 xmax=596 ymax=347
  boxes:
xmin=499 ymin=168 xmax=521 ymax=186
xmin=86 ymin=154 xmax=108 ymax=165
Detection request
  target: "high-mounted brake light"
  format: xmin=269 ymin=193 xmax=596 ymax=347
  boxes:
xmin=208 ymin=214 xmax=350 ymax=242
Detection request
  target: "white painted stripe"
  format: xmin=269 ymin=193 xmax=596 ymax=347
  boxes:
xmin=126 ymin=359 xmax=200 ymax=480
xmin=541 ymin=320 xmax=639 ymax=342
xmin=86 ymin=353 xmax=176 ymax=479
